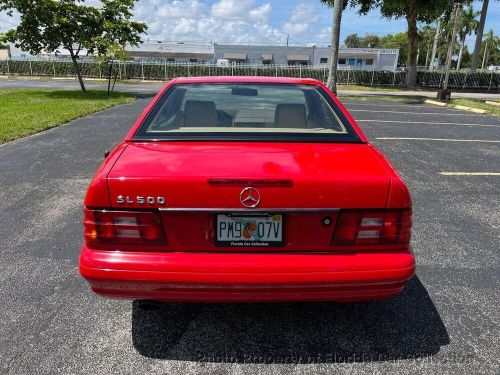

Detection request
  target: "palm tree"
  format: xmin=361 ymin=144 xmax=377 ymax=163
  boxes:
xmin=429 ymin=19 xmax=442 ymax=71
xmin=481 ymin=29 xmax=499 ymax=69
xmin=419 ymin=25 xmax=436 ymax=69
xmin=457 ymin=4 xmax=479 ymax=70
xmin=321 ymin=0 xmax=348 ymax=93
xmin=471 ymin=0 xmax=489 ymax=70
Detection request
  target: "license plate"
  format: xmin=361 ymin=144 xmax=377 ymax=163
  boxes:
xmin=215 ymin=213 xmax=284 ymax=247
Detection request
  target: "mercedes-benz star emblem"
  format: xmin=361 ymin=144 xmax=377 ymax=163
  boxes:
xmin=240 ymin=187 xmax=261 ymax=208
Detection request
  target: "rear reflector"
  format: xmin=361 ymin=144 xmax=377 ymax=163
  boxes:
xmin=84 ymin=209 xmax=165 ymax=245
xmin=333 ymin=209 xmax=412 ymax=246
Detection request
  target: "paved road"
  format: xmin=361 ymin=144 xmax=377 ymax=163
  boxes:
xmin=1 ymin=76 xmax=499 ymax=99
xmin=0 ymin=77 xmax=163 ymax=97
xmin=0 ymin=93 xmax=499 ymax=374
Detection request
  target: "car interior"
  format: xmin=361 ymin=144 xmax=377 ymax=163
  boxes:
xmin=147 ymin=85 xmax=347 ymax=133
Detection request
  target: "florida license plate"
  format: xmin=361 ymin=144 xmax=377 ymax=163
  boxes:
xmin=215 ymin=213 xmax=284 ymax=247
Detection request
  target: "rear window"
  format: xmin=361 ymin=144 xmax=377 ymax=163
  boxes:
xmin=134 ymin=83 xmax=360 ymax=142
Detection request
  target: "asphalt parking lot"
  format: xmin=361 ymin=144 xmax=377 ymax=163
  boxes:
xmin=0 ymin=84 xmax=499 ymax=374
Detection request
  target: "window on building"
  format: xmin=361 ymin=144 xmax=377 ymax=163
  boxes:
xmin=338 ymin=58 xmax=346 ymax=65
xmin=189 ymin=59 xmax=197 ymax=63
xmin=320 ymin=58 xmax=328 ymax=64
xmin=365 ymin=59 xmax=374 ymax=65
xmin=300 ymin=61 xmax=308 ymax=66
xmin=167 ymin=58 xmax=175 ymax=62
xmin=263 ymin=60 xmax=271 ymax=65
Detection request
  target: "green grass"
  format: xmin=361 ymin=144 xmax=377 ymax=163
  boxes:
xmin=0 ymin=89 xmax=135 ymax=143
xmin=338 ymin=95 xmax=499 ymax=116
xmin=338 ymin=94 xmax=426 ymax=103
xmin=338 ymin=85 xmax=409 ymax=92
xmin=448 ymin=98 xmax=500 ymax=116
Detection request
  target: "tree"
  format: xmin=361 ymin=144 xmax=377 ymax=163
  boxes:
xmin=345 ymin=33 xmax=361 ymax=47
xmin=380 ymin=32 xmax=408 ymax=65
xmin=470 ymin=0 xmax=489 ymax=70
xmin=458 ymin=45 xmax=472 ymax=68
xmin=345 ymin=33 xmax=380 ymax=48
xmin=0 ymin=0 xmax=146 ymax=92
xmin=96 ymin=42 xmax=132 ymax=94
xmin=361 ymin=34 xmax=380 ymax=47
xmin=457 ymin=3 xmax=478 ymax=70
xmin=356 ymin=0 xmax=463 ymax=87
xmin=442 ymin=4 xmax=461 ymax=91
xmin=428 ymin=19 xmax=442 ymax=70
xmin=0 ymin=33 xmax=8 ymax=49
xmin=481 ymin=29 xmax=500 ymax=68
xmin=418 ymin=25 xmax=436 ymax=68
xmin=321 ymin=0 xmax=350 ymax=93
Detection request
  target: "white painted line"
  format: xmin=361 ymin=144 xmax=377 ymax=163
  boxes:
xmin=351 ymin=109 xmax=483 ymax=116
xmin=376 ymin=137 xmax=500 ymax=143
xmin=357 ymin=119 xmax=500 ymax=128
xmin=440 ymin=172 xmax=500 ymax=176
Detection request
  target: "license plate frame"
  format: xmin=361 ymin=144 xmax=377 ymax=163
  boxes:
xmin=215 ymin=213 xmax=284 ymax=247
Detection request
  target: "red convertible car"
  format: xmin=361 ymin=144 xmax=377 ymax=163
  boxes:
xmin=80 ymin=76 xmax=414 ymax=302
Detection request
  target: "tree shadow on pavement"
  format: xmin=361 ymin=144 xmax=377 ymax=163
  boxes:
xmin=131 ymin=276 xmax=449 ymax=363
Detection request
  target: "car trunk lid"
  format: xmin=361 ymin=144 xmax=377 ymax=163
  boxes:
xmin=107 ymin=142 xmax=392 ymax=209
xmin=106 ymin=142 xmax=394 ymax=252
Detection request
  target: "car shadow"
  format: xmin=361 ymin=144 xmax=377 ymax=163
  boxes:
xmin=131 ymin=276 xmax=449 ymax=363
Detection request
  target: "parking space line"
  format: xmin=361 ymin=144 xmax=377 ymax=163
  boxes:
xmin=376 ymin=137 xmax=500 ymax=143
xmin=440 ymin=172 xmax=500 ymax=176
xmin=357 ymin=120 xmax=500 ymax=128
xmin=351 ymin=109 xmax=485 ymax=116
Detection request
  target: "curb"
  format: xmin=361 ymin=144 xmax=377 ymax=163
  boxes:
xmin=453 ymin=105 xmax=487 ymax=114
xmin=425 ymin=99 xmax=489 ymax=114
xmin=424 ymin=99 xmax=447 ymax=107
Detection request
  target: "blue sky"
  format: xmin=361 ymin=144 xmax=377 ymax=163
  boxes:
xmin=1 ymin=0 xmax=499 ymax=49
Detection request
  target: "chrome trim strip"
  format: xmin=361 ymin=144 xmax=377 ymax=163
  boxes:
xmin=159 ymin=208 xmax=340 ymax=213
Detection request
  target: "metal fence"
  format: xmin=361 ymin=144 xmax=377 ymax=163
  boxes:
xmin=0 ymin=59 xmax=499 ymax=90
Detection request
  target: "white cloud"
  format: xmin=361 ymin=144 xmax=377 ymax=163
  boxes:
xmin=318 ymin=26 xmax=332 ymax=42
xmin=283 ymin=3 xmax=319 ymax=36
xmin=0 ymin=10 xmax=20 ymax=31
xmin=249 ymin=3 xmax=272 ymax=23
xmin=211 ymin=0 xmax=253 ymax=19
xmin=133 ymin=0 xmax=285 ymax=44
xmin=1 ymin=0 xmax=499 ymax=47
xmin=0 ymin=0 xmax=321 ymax=45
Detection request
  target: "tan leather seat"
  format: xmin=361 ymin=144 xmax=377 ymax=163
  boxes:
xmin=184 ymin=100 xmax=217 ymax=127
xmin=274 ymin=104 xmax=307 ymax=129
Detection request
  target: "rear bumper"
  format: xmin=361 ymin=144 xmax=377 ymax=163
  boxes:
xmin=79 ymin=245 xmax=415 ymax=302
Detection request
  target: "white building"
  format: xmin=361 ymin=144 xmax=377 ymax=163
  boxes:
xmin=126 ymin=42 xmax=214 ymax=64
xmin=6 ymin=41 xmax=400 ymax=72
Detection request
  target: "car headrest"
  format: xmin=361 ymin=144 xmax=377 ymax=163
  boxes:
xmin=274 ymin=104 xmax=307 ymax=129
xmin=184 ymin=100 xmax=217 ymax=127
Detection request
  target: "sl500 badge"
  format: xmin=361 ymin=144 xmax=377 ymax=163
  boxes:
xmin=116 ymin=195 xmax=166 ymax=205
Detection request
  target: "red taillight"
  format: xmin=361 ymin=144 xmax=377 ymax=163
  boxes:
xmin=333 ymin=209 xmax=412 ymax=246
xmin=84 ymin=209 xmax=165 ymax=245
